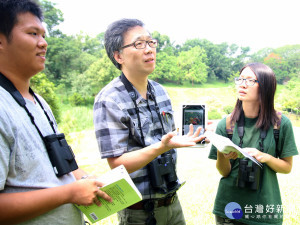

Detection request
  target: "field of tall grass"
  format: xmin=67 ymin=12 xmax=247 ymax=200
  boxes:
xmin=62 ymin=83 xmax=299 ymax=224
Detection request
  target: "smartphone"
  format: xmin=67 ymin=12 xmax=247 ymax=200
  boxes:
xmin=181 ymin=104 xmax=207 ymax=146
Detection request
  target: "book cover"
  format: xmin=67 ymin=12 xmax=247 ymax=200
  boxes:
xmin=205 ymin=131 xmax=262 ymax=167
xmin=75 ymin=165 xmax=142 ymax=223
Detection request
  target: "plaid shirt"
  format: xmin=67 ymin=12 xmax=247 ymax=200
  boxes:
xmin=93 ymin=76 xmax=177 ymax=199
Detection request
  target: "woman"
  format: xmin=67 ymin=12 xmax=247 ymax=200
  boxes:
xmin=208 ymin=62 xmax=298 ymax=225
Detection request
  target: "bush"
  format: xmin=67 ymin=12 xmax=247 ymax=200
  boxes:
xmin=69 ymin=93 xmax=85 ymax=106
xmin=85 ymin=96 xmax=95 ymax=105
xmin=58 ymin=111 xmax=77 ymax=142
xmin=58 ymin=106 xmax=94 ymax=134
xmin=208 ymin=109 xmax=222 ymax=120
xmin=30 ymin=73 xmax=61 ymax=123
xmin=279 ymin=79 xmax=300 ymax=115
xmin=69 ymin=93 xmax=94 ymax=106
xmin=223 ymin=105 xmax=234 ymax=114
xmin=282 ymin=99 xmax=299 ymax=114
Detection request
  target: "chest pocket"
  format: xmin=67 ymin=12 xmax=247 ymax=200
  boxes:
xmin=132 ymin=116 xmax=151 ymax=136
xmin=160 ymin=110 xmax=174 ymax=133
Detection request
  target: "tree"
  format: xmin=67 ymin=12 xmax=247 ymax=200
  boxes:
xmin=150 ymin=52 xmax=181 ymax=84
xmin=274 ymin=45 xmax=300 ymax=82
xmin=250 ymin=47 xmax=274 ymax=63
xmin=181 ymin=39 xmax=228 ymax=81
xmin=30 ymin=72 xmax=61 ymax=122
xmin=177 ymin=46 xmax=208 ymax=85
xmin=264 ymin=52 xmax=290 ymax=84
xmin=96 ymin=32 xmax=105 ymax=52
xmin=40 ymin=0 xmax=64 ymax=37
xmin=74 ymin=32 xmax=104 ymax=57
xmin=151 ymin=31 xmax=173 ymax=53
xmin=180 ymin=39 xmax=251 ymax=82
xmin=70 ymin=52 xmax=98 ymax=74
xmin=250 ymin=45 xmax=299 ymax=84
xmin=45 ymin=35 xmax=82 ymax=82
xmin=71 ymin=50 xmax=119 ymax=97
xmin=231 ymin=46 xmax=251 ymax=72
xmin=278 ymin=78 xmax=300 ymax=114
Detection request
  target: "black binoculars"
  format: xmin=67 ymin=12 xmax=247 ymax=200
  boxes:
xmin=237 ymin=159 xmax=261 ymax=191
xmin=148 ymin=152 xmax=181 ymax=194
xmin=44 ymin=133 xmax=78 ymax=177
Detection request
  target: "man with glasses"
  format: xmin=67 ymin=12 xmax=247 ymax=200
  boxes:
xmin=93 ymin=19 xmax=204 ymax=225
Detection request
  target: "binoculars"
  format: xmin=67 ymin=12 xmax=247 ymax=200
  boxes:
xmin=148 ymin=151 xmax=181 ymax=194
xmin=44 ymin=133 xmax=78 ymax=177
xmin=237 ymin=159 xmax=261 ymax=191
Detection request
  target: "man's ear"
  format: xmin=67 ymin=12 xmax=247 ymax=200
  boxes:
xmin=113 ymin=51 xmax=124 ymax=65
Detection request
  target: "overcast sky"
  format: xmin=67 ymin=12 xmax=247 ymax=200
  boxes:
xmin=50 ymin=0 xmax=300 ymax=53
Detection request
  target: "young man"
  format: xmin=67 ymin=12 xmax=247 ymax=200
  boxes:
xmin=94 ymin=18 xmax=204 ymax=225
xmin=0 ymin=1 xmax=111 ymax=224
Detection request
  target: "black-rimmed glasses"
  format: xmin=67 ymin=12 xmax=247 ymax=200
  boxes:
xmin=234 ymin=77 xmax=259 ymax=86
xmin=120 ymin=39 xmax=158 ymax=50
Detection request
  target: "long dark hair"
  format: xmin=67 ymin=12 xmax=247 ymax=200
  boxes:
xmin=231 ymin=62 xmax=279 ymax=131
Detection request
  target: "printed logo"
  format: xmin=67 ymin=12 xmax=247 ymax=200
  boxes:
xmin=225 ymin=202 xmax=243 ymax=219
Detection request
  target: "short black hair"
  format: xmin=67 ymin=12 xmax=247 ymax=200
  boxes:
xmin=104 ymin=18 xmax=144 ymax=70
xmin=0 ymin=0 xmax=43 ymax=41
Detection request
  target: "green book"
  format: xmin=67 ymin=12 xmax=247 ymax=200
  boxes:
xmin=75 ymin=165 xmax=142 ymax=223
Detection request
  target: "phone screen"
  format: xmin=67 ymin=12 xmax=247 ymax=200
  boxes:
xmin=182 ymin=105 xmax=206 ymax=136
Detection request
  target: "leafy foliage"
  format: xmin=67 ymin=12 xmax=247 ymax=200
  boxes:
xmin=208 ymin=109 xmax=222 ymax=120
xmin=40 ymin=0 xmax=64 ymax=37
xmin=30 ymin=73 xmax=61 ymax=123
xmin=150 ymin=52 xmax=180 ymax=83
xmin=71 ymin=50 xmax=119 ymax=97
xmin=256 ymin=45 xmax=300 ymax=84
xmin=177 ymin=46 xmax=208 ymax=85
xmin=223 ymin=105 xmax=235 ymax=114
xmin=278 ymin=78 xmax=300 ymax=114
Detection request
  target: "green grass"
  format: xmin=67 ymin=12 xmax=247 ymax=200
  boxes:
xmin=58 ymin=105 xmax=94 ymax=136
xmin=61 ymin=83 xmax=299 ymax=224
xmin=164 ymin=85 xmax=236 ymax=116
xmin=162 ymin=80 xmax=231 ymax=89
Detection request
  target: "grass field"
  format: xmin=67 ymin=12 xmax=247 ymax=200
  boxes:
xmin=65 ymin=84 xmax=299 ymax=224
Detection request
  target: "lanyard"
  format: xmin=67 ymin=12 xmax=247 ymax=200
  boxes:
xmin=0 ymin=73 xmax=56 ymax=140
xmin=120 ymin=73 xmax=166 ymax=147
xmin=237 ymin=110 xmax=266 ymax=152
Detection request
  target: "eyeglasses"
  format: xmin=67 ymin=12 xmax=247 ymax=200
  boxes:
xmin=120 ymin=39 xmax=158 ymax=50
xmin=234 ymin=77 xmax=259 ymax=86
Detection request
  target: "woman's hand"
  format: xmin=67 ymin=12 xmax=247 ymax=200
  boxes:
xmin=244 ymin=148 xmax=271 ymax=163
xmin=223 ymin=151 xmax=239 ymax=160
xmin=244 ymin=148 xmax=293 ymax=173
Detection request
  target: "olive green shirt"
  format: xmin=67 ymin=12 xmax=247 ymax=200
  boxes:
xmin=208 ymin=114 xmax=298 ymax=225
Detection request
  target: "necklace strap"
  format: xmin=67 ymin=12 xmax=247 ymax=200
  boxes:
xmin=237 ymin=109 xmax=267 ymax=152
xmin=120 ymin=73 xmax=166 ymax=147
xmin=0 ymin=73 xmax=56 ymax=141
